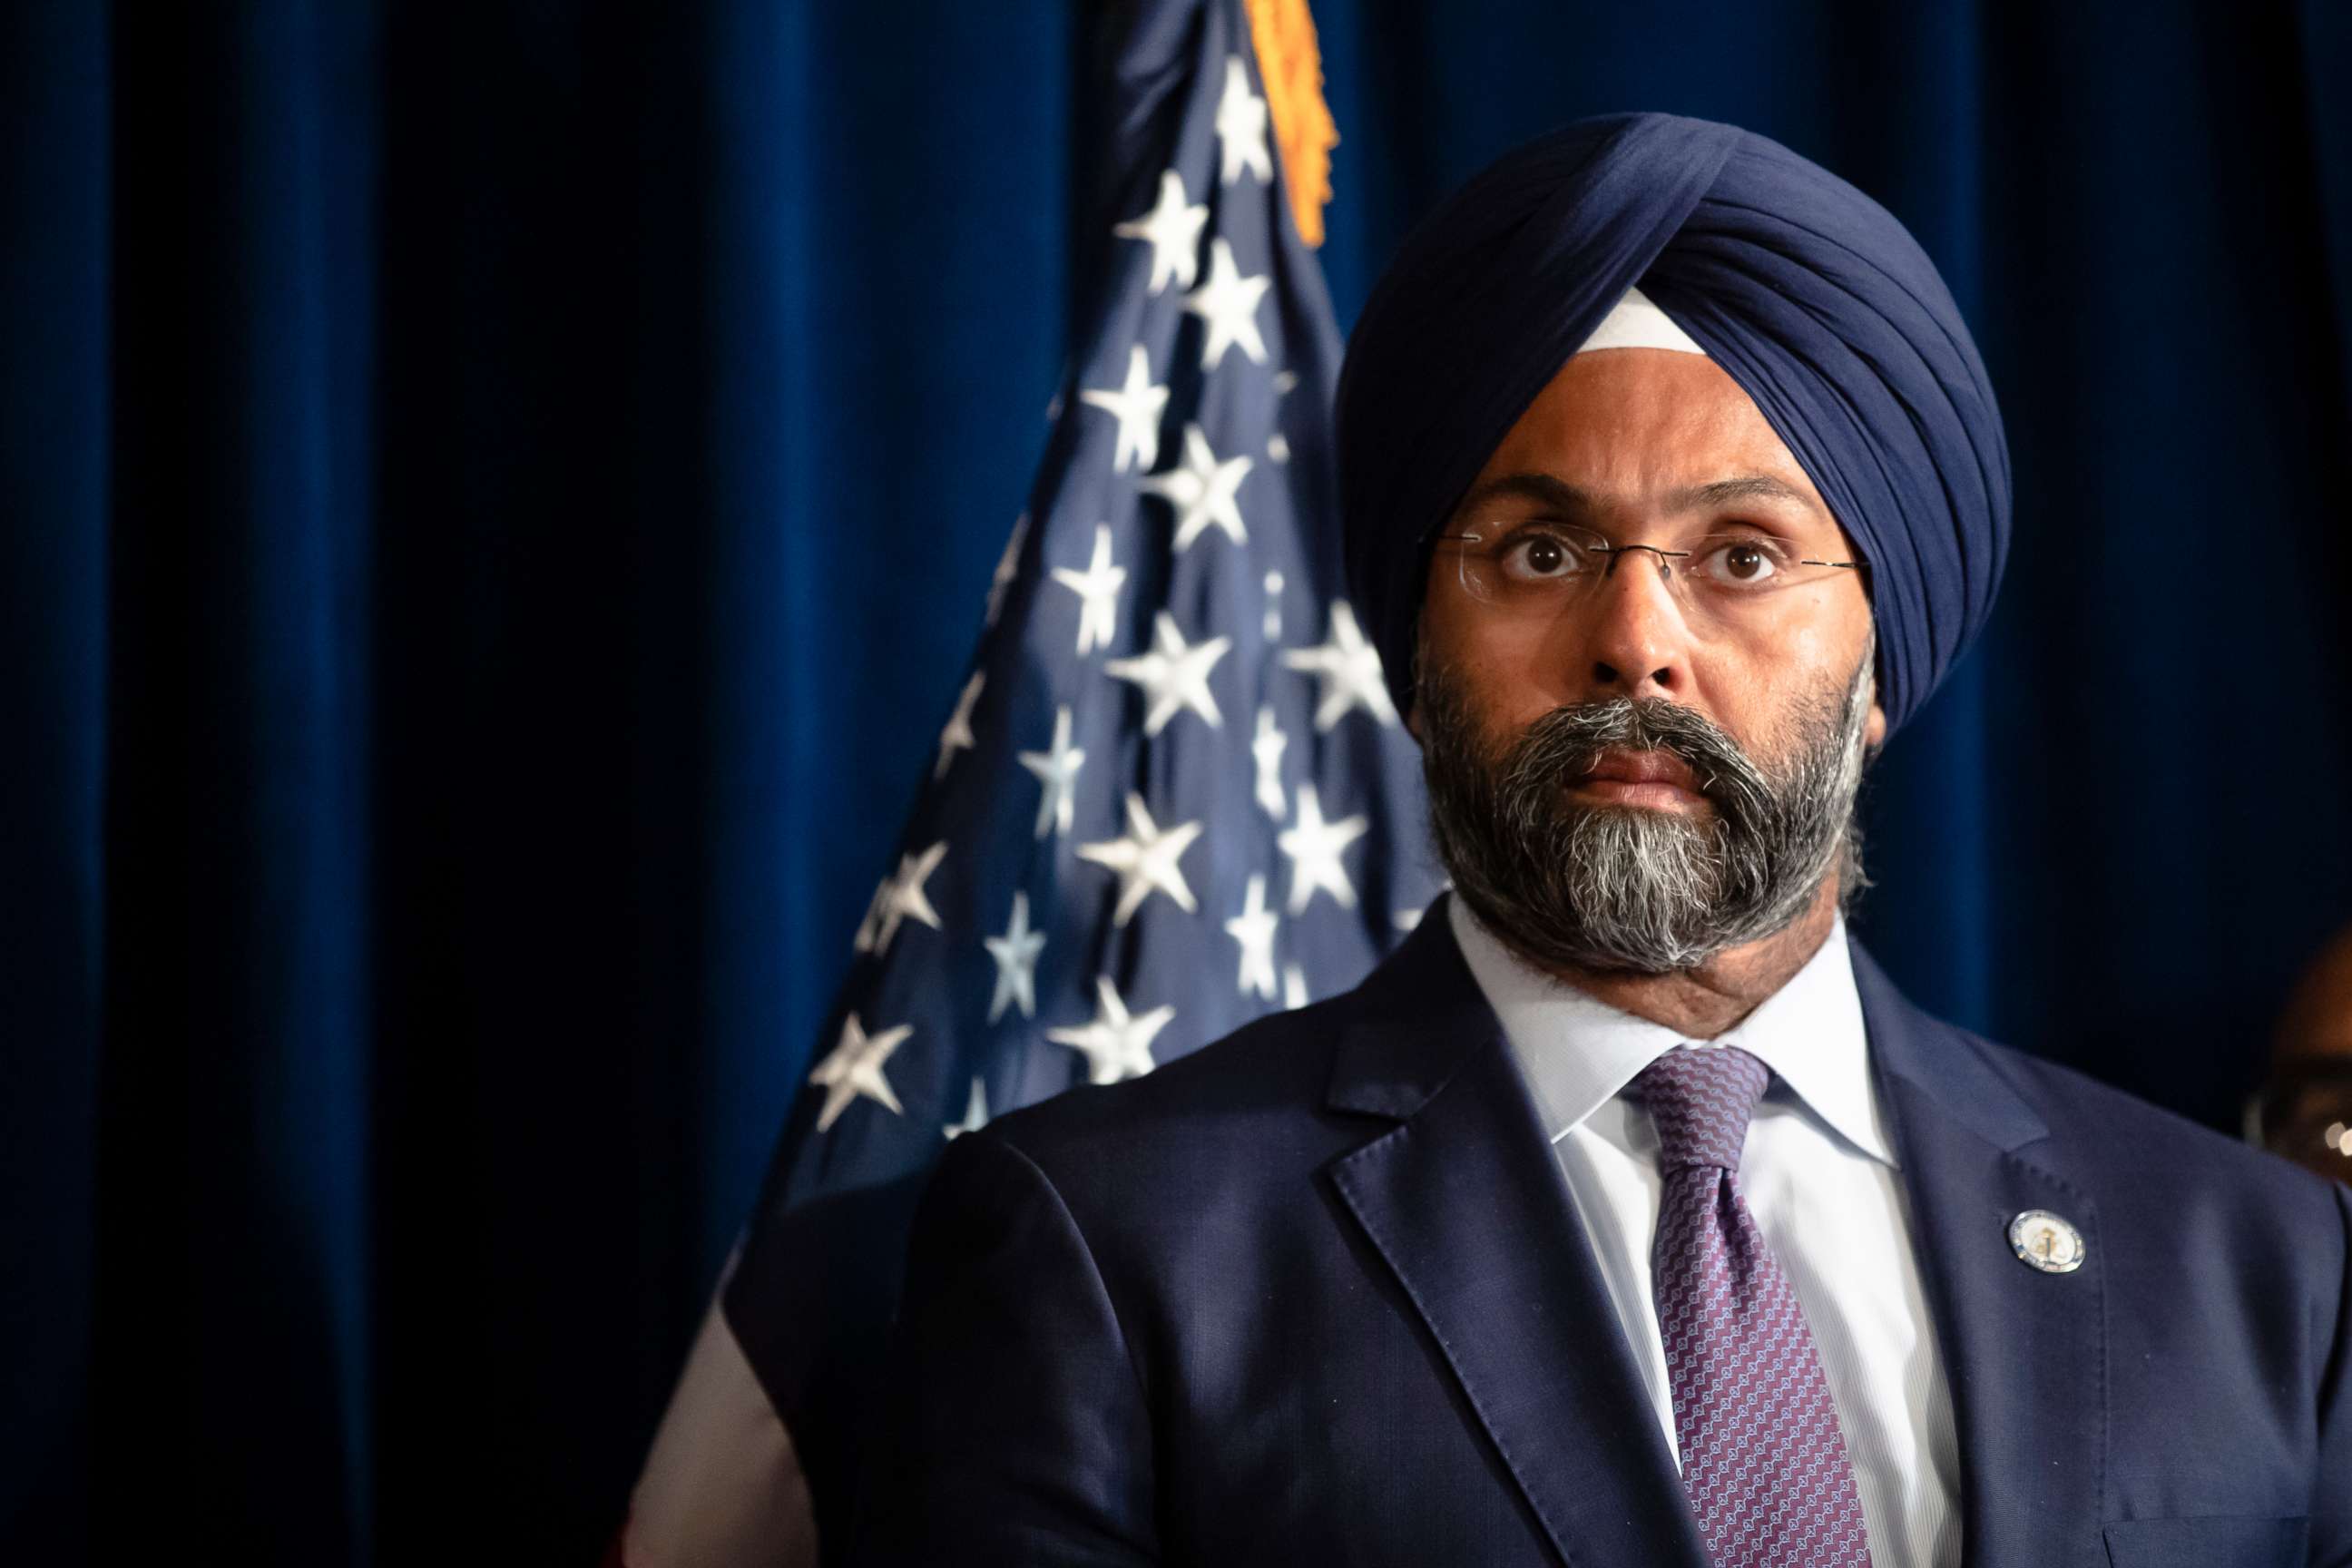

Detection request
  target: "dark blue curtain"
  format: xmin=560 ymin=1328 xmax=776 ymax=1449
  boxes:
xmin=5 ymin=2 xmax=2347 ymax=1562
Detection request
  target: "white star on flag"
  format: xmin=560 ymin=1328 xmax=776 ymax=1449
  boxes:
xmin=1213 ymin=55 xmax=1271 ymax=185
xmin=1046 ymin=975 xmax=1176 ymax=1085
xmin=1105 ymin=611 xmax=1230 ymax=736
xmin=984 ymin=890 xmax=1046 ymax=1023
xmin=855 ymin=840 xmax=948 ymax=956
xmin=1281 ymin=600 xmax=1397 ymax=730
xmin=1016 ymin=704 xmax=1086 ymax=839
xmin=985 ymin=514 xmax=1027 ymax=628
xmin=1282 ymin=964 xmax=1309 ymax=1010
xmin=808 ymin=1012 xmax=910 ymax=1133
xmin=1140 ymin=423 xmax=1252 ymax=550
xmin=851 ymin=879 xmax=887 ymax=955
xmin=934 ymin=671 xmax=984 ymax=779
xmin=1078 ymin=343 xmax=1169 ymax=472
xmin=1251 ymin=705 xmax=1288 ymax=819
xmin=1223 ymin=873 xmax=1280 ymax=1000
xmin=1078 ymin=791 xmax=1203 ymax=926
xmin=1278 ymin=783 xmax=1368 ymax=914
xmin=1181 ymin=240 xmax=1271 ymax=370
xmin=1051 ymin=523 xmax=1127 ymax=657
xmin=1113 ymin=169 xmax=1209 ymax=294
xmin=942 ymin=1077 xmax=990 ymax=1141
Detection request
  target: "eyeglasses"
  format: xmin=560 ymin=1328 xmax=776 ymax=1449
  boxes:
xmin=1431 ymin=518 xmax=1860 ymax=624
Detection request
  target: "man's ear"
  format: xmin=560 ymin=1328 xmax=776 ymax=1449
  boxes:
xmin=1863 ymin=696 xmax=1887 ymax=756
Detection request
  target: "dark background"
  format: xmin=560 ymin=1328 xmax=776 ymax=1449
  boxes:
xmin=5 ymin=1 xmax=2347 ymax=1562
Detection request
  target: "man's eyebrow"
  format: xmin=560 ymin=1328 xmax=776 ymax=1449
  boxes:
xmin=1446 ymin=472 xmax=1594 ymax=520
xmin=1446 ymin=470 xmax=1828 ymax=524
xmin=1666 ymin=474 xmax=1827 ymax=519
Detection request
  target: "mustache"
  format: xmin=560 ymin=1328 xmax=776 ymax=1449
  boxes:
xmin=1500 ymin=697 xmax=1773 ymax=828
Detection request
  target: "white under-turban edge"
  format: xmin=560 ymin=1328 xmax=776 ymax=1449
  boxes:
xmin=1573 ymin=286 xmax=1708 ymax=357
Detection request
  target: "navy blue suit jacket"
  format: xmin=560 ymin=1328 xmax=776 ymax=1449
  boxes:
xmin=853 ymin=902 xmax=2352 ymax=1566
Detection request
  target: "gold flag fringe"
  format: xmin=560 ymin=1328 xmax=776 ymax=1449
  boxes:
xmin=1243 ymin=0 xmax=1338 ymax=247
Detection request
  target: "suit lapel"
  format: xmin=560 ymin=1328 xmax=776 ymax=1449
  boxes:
xmin=1855 ymin=946 xmax=2107 ymax=1568
xmin=1323 ymin=906 xmax=1708 ymax=1568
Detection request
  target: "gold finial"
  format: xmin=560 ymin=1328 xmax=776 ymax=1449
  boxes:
xmin=1242 ymin=0 xmax=1338 ymax=247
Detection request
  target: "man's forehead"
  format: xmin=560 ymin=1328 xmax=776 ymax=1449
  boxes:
xmin=1466 ymin=353 xmax=1835 ymax=525
xmin=1491 ymin=350 xmax=1782 ymax=452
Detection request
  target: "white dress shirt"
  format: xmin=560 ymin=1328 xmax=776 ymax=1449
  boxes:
xmin=1447 ymin=897 xmax=1963 ymax=1568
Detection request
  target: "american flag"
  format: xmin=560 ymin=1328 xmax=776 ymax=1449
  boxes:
xmin=618 ymin=3 xmax=1440 ymax=1561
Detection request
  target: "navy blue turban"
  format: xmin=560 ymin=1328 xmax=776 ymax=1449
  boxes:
xmin=1337 ymin=113 xmax=2010 ymax=737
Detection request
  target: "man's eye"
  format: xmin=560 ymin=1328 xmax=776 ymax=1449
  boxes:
xmin=1698 ymin=538 xmax=1784 ymax=585
xmin=1503 ymin=531 xmax=1585 ymax=578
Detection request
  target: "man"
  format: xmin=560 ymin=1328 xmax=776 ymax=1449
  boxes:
xmin=2258 ymin=925 xmax=2352 ymax=1182
xmin=853 ymin=114 xmax=2352 ymax=1567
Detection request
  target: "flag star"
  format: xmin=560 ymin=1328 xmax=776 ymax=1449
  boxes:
xmin=943 ymin=1077 xmax=990 ymax=1141
xmin=1281 ymin=600 xmax=1397 ymax=730
xmin=1077 ymin=791 xmax=1203 ymax=926
xmin=1050 ymin=524 xmax=1127 ymax=657
xmin=1394 ymin=906 xmax=1427 ymax=933
xmin=1282 ymin=964 xmax=1309 ymax=1010
xmin=1078 ymin=344 xmax=1168 ymax=472
xmin=1251 ymin=705 xmax=1289 ymax=819
xmin=1181 ymin=240 xmax=1271 ymax=370
xmin=1266 ymin=433 xmax=1290 ymax=464
xmin=1277 ymin=783 xmax=1368 ymax=914
xmin=1113 ymin=169 xmax=1209 ymax=294
xmin=1214 ymin=55 xmax=1272 ymax=185
xmin=985 ymin=514 xmax=1027 ymax=628
xmin=1140 ymin=423 xmax=1252 ymax=550
xmin=1105 ymin=612 xmax=1230 ymax=737
xmin=808 ymin=1012 xmax=910 ymax=1132
xmin=860 ymin=839 xmax=949 ymax=955
xmin=1262 ymin=570 xmax=1284 ymax=640
xmin=1224 ymin=873 xmax=1280 ymax=1000
xmin=934 ymin=671 xmax=985 ymax=779
xmin=984 ymin=890 xmax=1047 ymax=1023
xmin=850 ymin=876 xmax=889 ymax=956
xmin=1017 ymin=705 xmax=1087 ymax=839
xmin=1046 ymin=975 xmax=1176 ymax=1085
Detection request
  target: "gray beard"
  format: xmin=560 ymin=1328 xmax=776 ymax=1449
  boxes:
xmin=1416 ymin=638 xmax=1876 ymax=975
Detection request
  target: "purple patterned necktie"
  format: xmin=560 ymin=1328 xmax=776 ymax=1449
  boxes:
xmin=1633 ymin=1045 xmax=1872 ymax=1567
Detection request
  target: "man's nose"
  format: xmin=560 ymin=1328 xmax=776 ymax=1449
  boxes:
xmin=1577 ymin=548 xmax=1690 ymax=701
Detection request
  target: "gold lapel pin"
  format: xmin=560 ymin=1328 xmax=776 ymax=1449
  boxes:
xmin=2007 ymin=1209 xmax=2086 ymax=1274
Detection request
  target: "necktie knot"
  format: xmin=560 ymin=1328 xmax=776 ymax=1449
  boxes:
xmin=1632 ymin=1044 xmax=1769 ymax=1173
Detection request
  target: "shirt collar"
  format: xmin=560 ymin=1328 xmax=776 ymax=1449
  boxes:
xmin=1446 ymin=896 xmax=1896 ymax=1167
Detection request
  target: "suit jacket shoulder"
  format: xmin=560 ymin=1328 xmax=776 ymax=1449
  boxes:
xmin=949 ymin=989 xmax=1406 ymax=1360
